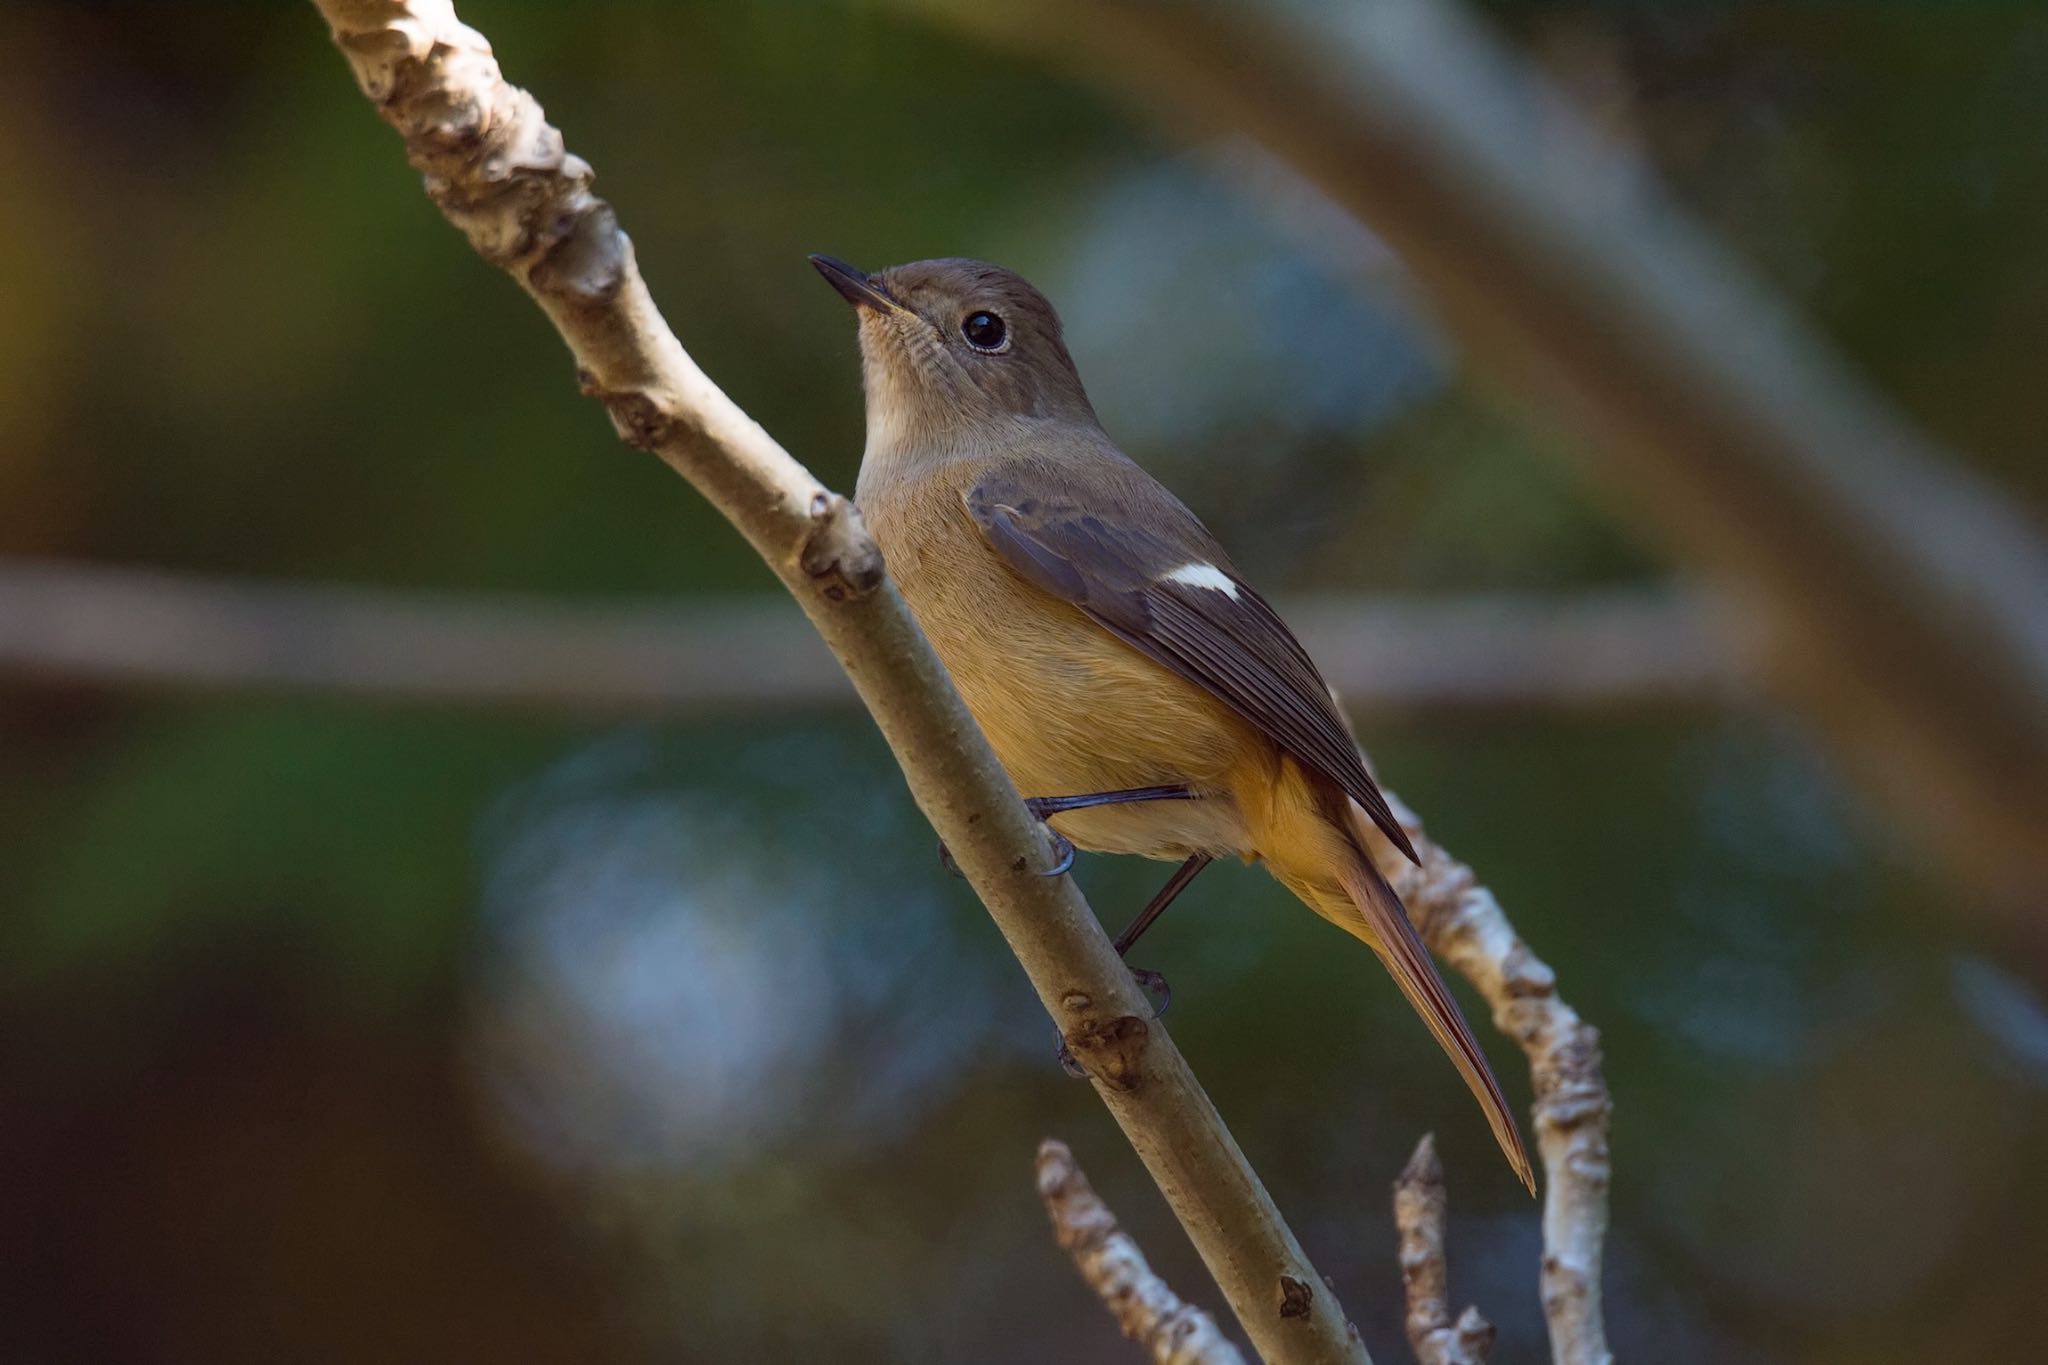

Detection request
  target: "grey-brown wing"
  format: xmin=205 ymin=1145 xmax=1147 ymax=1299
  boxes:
xmin=965 ymin=474 xmax=1417 ymax=865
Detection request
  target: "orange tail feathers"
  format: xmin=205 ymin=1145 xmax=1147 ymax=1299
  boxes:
xmin=1332 ymin=826 xmax=1536 ymax=1195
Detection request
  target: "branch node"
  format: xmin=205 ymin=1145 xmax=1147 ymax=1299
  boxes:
xmin=600 ymin=390 xmax=674 ymax=452
xmin=529 ymin=198 xmax=628 ymax=304
xmin=800 ymin=492 xmax=886 ymax=603
xmin=1499 ymin=940 xmax=1556 ymax=996
xmin=1452 ymin=1307 xmax=1497 ymax=1359
xmin=1276 ymin=1275 xmax=1314 ymax=1319
xmin=1061 ymin=1013 xmax=1151 ymax=1092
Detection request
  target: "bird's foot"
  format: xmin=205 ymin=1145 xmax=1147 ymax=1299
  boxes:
xmin=1055 ymin=1033 xmax=1087 ymax=1079
xmin=937 ymin=824 xmax=1075 ymax=879
xmin=942 ymin=787 xmax=1193 ymax=882
xmin=1041 ymin=828 xmax=1076 ymax=877
xmin=1128 ymin=965 xmax=1172 ymax=1019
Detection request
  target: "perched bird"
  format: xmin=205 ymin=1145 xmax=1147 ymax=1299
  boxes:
xmin=812 ymin=254 xmax=1533 ymax=1192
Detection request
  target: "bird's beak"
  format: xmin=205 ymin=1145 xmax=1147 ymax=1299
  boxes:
xmin=809 ymin=254 xmax=907 ymax=315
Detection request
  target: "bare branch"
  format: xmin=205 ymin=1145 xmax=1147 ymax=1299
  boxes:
xmin=1037 ymin=1140 xmax=1249 ymax=1365
xmin=911 ymin=0 xmax=2048 ymax=923
xmin=1393 ymin=1135 xmax=1494 ymax=1365
xmin=0 ymin=559 xmax=843 ymax=713
xmin=0 ymin=557 xmax=1743 ymax=716
xmin=307 ymin=4 xmax=1369 ymax=1359
xmin=1376 ymin=801 xmax=1613 ymax=1365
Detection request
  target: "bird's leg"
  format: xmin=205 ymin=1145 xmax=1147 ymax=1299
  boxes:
xmin=1055 ymin=851 xmax=1213 ymax=1077
xmin=1113 ymin=852 xmax=1212 ymax=1019
xmin=1114 ymin=852 xmax=1212 ymax=957
xmin=1023 ymin=783 xmax=1197 ymax=819
xmin=1025 ymin=785 xmax=1196 ymax=877
xmin=936 ymin=784 xmax=1196 ymax=879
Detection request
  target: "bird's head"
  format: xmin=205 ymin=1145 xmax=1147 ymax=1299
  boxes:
xmin=810 ymin=255 xmax=1099 ymax=462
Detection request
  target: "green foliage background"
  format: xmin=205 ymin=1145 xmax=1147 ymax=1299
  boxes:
xmin=2 ymin=3 xmax=2043 ymax=1362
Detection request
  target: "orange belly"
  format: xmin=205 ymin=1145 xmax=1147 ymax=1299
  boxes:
xmin=864 ymin=469 xmax=1262 ymax=861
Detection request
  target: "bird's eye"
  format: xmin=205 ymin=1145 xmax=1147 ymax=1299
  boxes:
xmin=961 ymin=310 xmax=1009 ymax=352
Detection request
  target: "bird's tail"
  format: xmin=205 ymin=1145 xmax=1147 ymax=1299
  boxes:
xmin=1331 ymin=830 xmax=1534 ymax=1194
xmin=1264 ymin=773 xmax=1534 ymax=1193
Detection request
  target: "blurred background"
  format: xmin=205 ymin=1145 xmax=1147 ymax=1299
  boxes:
xmin=2 ymin=2 xmax=2044 ymax=1362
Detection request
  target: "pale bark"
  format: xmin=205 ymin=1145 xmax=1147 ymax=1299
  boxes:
xmin=0 ymin=558 xmax=1741 ymax=715
xmin=1392 ymin=1135 xmax=1495 ymax=1365
xmin=1037 ymin=1140 xmax=1249 ymax=1365
xmin=308 ymin=3 xmax=1369 ymax=1359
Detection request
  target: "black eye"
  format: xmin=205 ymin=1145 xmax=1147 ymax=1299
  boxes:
xmin=961 ymin=310 xmax=1008 ymax=352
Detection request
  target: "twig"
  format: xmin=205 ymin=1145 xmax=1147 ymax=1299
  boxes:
xmin=307 ymin=4 xmax=1369 ymax=1360
xmin=1376 ymin=799 xmax=1613 ymax=1365
xmin=0 ymin=557 xmax=1743 ymax=716
xmin=1037 ymin=1140 xmax=1249 ymax=1365
xmin=912 ymin=0 xmax=2048 ymax=928
xmin=1392 ymin=1135 xmax=1494 ymax=1365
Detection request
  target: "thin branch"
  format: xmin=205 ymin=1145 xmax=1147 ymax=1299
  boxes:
xmin=1037 ymin=1140 xmax=1249 ymax=1365
xmin=307 ymin=4 xmax=1368 ymax=1360
xmin=1375 ymin=800 xmax=1613 ymax=1365
xmin=0 ymin=557 xmax=1744 ymax=715
xmin=911 ymin=0 xmax=2048 ymax=924
xmin=1392 ymin=1135 xmax=1494 ymax=1365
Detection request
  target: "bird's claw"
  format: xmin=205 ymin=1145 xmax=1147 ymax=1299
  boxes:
xmin=1055 ymin=1032 xmax=1088 ymax=1078
xmin=1129 ymin=966 xmax=1171 ymax=1019
xmin=940 ymin=827 xmax=1074 ymax=878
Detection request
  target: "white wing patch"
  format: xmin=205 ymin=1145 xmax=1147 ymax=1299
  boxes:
xmin=1163 ymin=561 xmax=1240 ymax=598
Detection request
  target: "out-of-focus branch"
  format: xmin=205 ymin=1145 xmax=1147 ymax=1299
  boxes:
xmin=914 ymin=0 xmax=2048 ymax=919
xmin=308 ymin=4 xmax=1369 ymax=1360
xmin=1392 ymin=1135 xmax=1494 ymax=1365
xmin=0 ymin=557 xmax=1745 ymax=716
xmin=1036 ymin=1140 xmax=1249 ymax=1365
xmin=1372 ymin=800 xmax=1613 ymax=1365
xmin=0 ymin=558 xmax=842 ymax=713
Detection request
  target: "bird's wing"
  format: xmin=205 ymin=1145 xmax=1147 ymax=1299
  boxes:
xmin=964 ymin=470 xmax=1417 ymax=865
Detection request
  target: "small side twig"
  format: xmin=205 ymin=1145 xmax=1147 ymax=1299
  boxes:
xmin=1393 ymin=1135 xmax=1494 ymax=1365
xmin=1037 ymin=1140 xmax=1249 ymax=1365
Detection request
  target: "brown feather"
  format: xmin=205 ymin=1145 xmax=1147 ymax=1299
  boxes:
xmin=1332 ymin=815 xmax=1535 ymax=1194
xmin=965 ymin=473 xmax=1418 ymax=865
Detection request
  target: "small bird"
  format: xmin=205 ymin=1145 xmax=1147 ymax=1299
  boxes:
xmin=813 ymin=254 xmax=1533 ymax=1192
